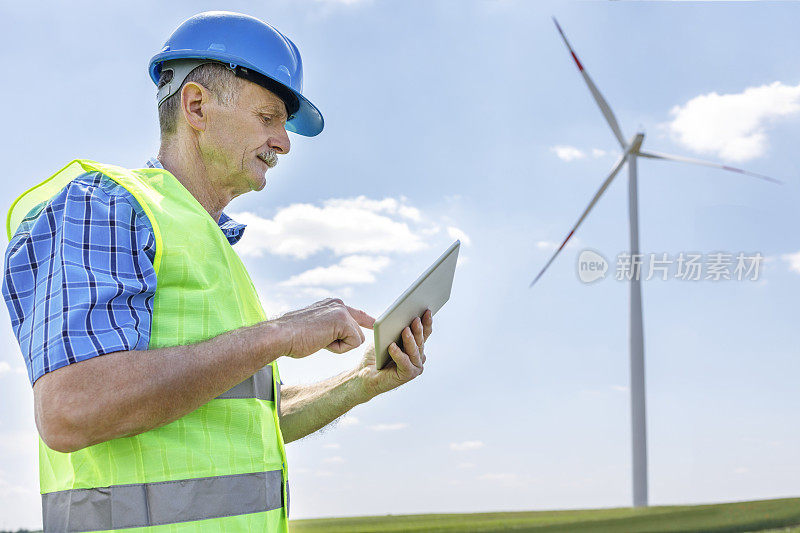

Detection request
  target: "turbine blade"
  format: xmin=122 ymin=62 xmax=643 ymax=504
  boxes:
xmin=638 ymin=150 xmax=782 ymax=185
xmin=530 ymin=153 xmax=629 ymax=288
xmin=553 ymin=17 xmax=626 ymax=148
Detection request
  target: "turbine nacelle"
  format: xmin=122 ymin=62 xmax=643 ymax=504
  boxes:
xmin=628 ymin=133 xmax=645 ymax=155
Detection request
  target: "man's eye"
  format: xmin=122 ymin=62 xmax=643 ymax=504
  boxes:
xmin=262 ymin=115 xmax=273 ymax=124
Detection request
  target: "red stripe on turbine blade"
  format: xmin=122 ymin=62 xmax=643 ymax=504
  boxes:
xmin=570 ymin=52 xmax=584 ymax=71
xmin=530 ymin=229 xmax=576 ymax=288
xmin=723 ymin=166 xmax=744 ymax=174
xmin=558 ymin=230 xmax=575 ymax=251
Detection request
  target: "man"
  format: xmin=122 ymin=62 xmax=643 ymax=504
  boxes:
xmin=2 ymin=11 xmax=430 ymax=532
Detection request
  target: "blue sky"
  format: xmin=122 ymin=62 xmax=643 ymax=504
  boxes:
xmin=1 ymin=0 xmax=799 ymax=528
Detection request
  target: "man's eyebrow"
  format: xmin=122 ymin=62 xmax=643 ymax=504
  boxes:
xmin=258 ymin=103 xmax=288 ymax=120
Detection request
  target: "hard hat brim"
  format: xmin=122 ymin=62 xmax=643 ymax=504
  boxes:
xmin=285 ymin=91 xmax=324 ymax=137
xmin=149 ymin=51 xmax=324 ymax=137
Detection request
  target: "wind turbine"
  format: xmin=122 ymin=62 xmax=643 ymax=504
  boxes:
xmin=531 ymin=18 xmax=780 ymax=508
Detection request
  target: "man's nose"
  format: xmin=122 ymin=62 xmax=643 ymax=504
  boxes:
xmin=269 ymin=129 xmax=290 ymax=155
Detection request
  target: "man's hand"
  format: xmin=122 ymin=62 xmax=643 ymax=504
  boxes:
xmin=276 ymin=298 xmax=375 ymax=358
xmin=357 ymin=309 xmax=432 ymax=400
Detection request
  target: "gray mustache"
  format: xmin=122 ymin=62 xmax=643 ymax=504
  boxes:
xmin=258 ymin=150 xmax=278 ymax=168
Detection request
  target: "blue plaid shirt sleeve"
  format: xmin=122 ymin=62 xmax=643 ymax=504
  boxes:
xmin=2 ymin=172 xmax=157 ymax=385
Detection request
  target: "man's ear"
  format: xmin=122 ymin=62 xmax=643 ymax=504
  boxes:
xmin=180 ymin=82 xmax=207 ymax=132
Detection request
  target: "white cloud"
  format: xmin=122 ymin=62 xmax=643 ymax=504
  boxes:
xmin=231 ymin=196 xmax=427 ymax=259
xmin=291 ymin=286 xmax=353 ymax=301
xmin=324 ymin=196 xmax=421 ymax=222
xmin=323 ymin=443 xmax=341 ymax=449
xmin=667 ymin=81 xmax=800 ymax=162
xmin=478 ymin=473 xmax=517 ymax=482
xmin=339 ymin=416 xmax=359 ymax=427
xmin=256 ymin=292 xmax=294 ymax=318
xmin=611 ymin=385 xmax=628 ymax=393
xmin=450 ymin=440 xmax=484 ymax=451
xmin=235 ymin=196 xmax=467 ymax=295
xmin=457 ymin=462 xmax=475 ymax=469
xmin=551 ymin=146 xmax=609 ymax=162
xmin=370 ymin=423 xmax=409 ymax=431
xmin=281 ymin=255 xmax=391 ymax=287
xmin=551 ymin=145 xmax=585 ymax=162
xmin=447 ymin=227 xmax=471 ymax=246
xmin=0 ymin=362 xmax=10 ymax=376
xmin=782 ymin=251 xmax=800 ymax=274
xmin=323 ymin=456 xmax=345 ymax=464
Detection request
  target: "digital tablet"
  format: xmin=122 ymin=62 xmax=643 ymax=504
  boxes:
xmin=373 ymin=240 xmax=460 ymax=370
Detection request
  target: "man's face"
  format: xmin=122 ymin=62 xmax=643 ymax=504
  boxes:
xmin=199 ymin=80 xmax=291 ymax=197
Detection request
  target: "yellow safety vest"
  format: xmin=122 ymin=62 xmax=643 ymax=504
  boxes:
xmin=7 ymin=160 xmax=289 ymax=532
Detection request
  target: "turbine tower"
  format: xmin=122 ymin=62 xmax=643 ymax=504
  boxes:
xmin=531 ymin=18 xmax=780 ymax=508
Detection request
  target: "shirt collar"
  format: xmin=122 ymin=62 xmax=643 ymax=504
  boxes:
xmin=145 ymin=157 xmax=247 ymax=246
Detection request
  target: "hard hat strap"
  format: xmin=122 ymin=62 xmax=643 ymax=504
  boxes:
xmin=156 ymin=59 xmax=212 ymax=107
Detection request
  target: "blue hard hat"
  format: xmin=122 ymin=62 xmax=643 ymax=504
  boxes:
xmin=149 ymin=11 xmax=323 ymax=137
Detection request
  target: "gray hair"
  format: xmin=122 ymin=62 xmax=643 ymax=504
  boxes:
xmin=157 ymin=62 xmax=242 ymax=139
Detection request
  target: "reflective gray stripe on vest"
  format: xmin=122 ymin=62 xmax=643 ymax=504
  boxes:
xmin=42 ymin=469 xmax=283 ymax=532
xmin=215 ymin=366 xmax=274 ymax=401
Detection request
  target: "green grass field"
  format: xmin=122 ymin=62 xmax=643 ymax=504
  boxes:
xmin=289 ymin=497 xmax=800 ymax=532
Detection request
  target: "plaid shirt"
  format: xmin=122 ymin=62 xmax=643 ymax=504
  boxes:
xmin=2 ymin=158 xmax=246 ymax=385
